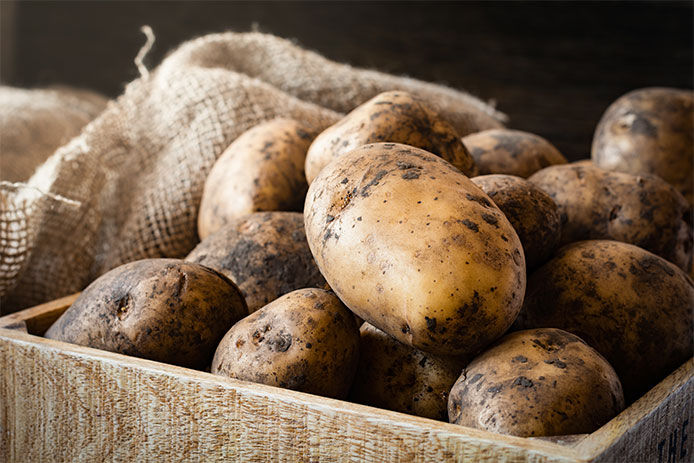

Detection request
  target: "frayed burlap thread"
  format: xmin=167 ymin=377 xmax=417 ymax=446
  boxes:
xmin=0 ymin=31 xmax=504 ymax=313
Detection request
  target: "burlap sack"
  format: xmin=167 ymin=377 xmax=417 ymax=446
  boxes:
xmin=0 ymin=31 xmax=505 ymax=313
xmin=0 ymin=86 xmax=107 ymax=183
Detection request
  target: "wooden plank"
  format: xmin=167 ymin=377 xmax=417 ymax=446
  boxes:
xmin=0 ymin=329 xmax=580 ymax=463
xmin=0 ymin=292 xmax=78 ymax=335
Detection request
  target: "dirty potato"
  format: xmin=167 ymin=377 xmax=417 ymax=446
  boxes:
xmin=462 ymin=129 xmax=567 ymax=178
xmin=592 ymin=87 xmax=694 ymax=204
xmin=186 ymin=212 xmax=326 ymax=313
xmin=45 ymin=259 xmax=247 ymax=369
xmin=198 ymin=118 xmax=316 ymax=239
xmin=304 ymin=90 xmax=477 ymax=184
xmin=448 ymin=328 xmax=624 ymax=437
xmin=211 ymin=288 xmax=359 ymax=399
xmin=472 ymin=174 xmax=561 ymax=271
xmin=515 ymin=240 xmax=694 ymax=401
xmin=304 ymin=143 xmax=525 ymax=357
xmin=529 ymin=163 xmax=692 ymax=271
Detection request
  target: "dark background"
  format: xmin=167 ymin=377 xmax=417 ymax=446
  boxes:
xmin=1 ymin=1 xmax=692 ymax=161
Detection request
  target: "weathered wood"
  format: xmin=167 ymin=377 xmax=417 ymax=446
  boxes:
xmin=0 ymin=296 xmax=691 ymax=462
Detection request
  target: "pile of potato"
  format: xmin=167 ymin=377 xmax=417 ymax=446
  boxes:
xmin=46 ymin=88 xmax=693 ymax=438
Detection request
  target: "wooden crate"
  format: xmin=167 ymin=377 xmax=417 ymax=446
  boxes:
xmin=0 ymin=294 xmax=691 ymax=462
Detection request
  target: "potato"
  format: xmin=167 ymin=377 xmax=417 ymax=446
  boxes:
xmin=44 ymin=259 xmax=247 ymax=369
xmin=462 ymin=129 xmax=567 ymax=178
xmin=448 ymin=328 xmax=624 ymax=437
xmin=514 ymin=240 xmax=694 ymax=401
xmin=211 ymin=288 xmax=359 ymax=399
xmin=591 ymin=87 xmax=694 ymax=204
xmin=349 ymin=323 xmax=467 ymax=421
xmin=186 ymin=212 xmax=326 ymax=313
xmin=529 ymin=163 xmax=692 ymax=271
xmin=471 ymin=174 xmax=561 ymax=271
xmin=198 ymin=118 xmax=316 ymax=239
xmin=304 ymin=142 xmax=525 ymax=357
xmin=304 ymin=90 xmax=477 ymax=184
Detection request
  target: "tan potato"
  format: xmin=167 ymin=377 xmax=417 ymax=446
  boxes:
xmin=349 ymin=323 xmax=467 ymax=421
xmin=44 ymin=259 xmax=247 ymax=369
xmin=472 ymin=174 xmax=561 ymax=271
xmin=211 ymin=288 xmax=359 ymax=399
xmin=591 ymin=87 xmax=694 ymax=204
xmin=448 ymin=328 xmax=624 ymax=437
xmin=304 ymin=90 xmax=477 ymax=184
xmin=514 ymin=240 xmax=694 ymax=401
xmin=186 ymin=212 xmax=326 ymax=313
xmin=304 ymin=142 xmax=525 ymax=357
xmin=529 ymin=163 xmax=692 ymax=271
xmin=462 ymin=129 xmax=567 ymax=178
xmin=198 ymin=118 xmax=316 ymax=239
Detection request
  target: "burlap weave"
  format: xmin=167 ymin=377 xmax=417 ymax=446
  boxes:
xmin=0 ymin=31 xmax=504 ymax=313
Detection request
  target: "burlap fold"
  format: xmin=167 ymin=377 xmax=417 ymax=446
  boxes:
xmin=0 ymin=31 xmax=504 ymax=313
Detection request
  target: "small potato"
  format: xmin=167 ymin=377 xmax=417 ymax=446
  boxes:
xmin=198 ymin=118 xmax=316 ymax=239
xmin=211 ymin=288 xmax=359 ymax=399
xmin=349 ymin=323 xmax=467 ymax=421
xmin=515 ymin=240 xmax=694 ymax=401
xmin=462 ymin=129 xmax=567 ymax=178
xmin=186 ymin=212 xmax=326 ymax=313
xmin=304 ymin=90 xmax=477 ymax=184
xmin=45 ymin=259 xmax=247 ymax=369
xmin=472 ymin=174 xmax=561 ymax=271
xmin=448 ymin=328 xmax=624 ymax=437
xmin=529 ymin=163 xmax=692 ymax=271
xmin=591 ymin=87 xmax=694 ymax=204
xmin=304 ymin=143 xmax=525 ymax=357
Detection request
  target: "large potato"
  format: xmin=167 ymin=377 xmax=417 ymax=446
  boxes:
xmin=304 ymin=91 xmax=477 ymax=184
xmin=211 ymin=288 xmax=359 ymax=399
xmin=186 ymin=212 xmax=326 ymax=313
xmin=591 ymin=87 xmax=694 ymax=204
xmin=448 ymin=328 xmax=624 ymax=437
xmin=472 ymin=174 xmax=561 ymax=271
xmin=529 ymin=163 xmax=692 ymax=271
xmin=45 ymin=259 xmax=247 ymax=369
xmin=304 ymin=142 xmax=525 ymax=357
xmin=514 ymin=240 xmax=694 ymax=401
xmin=463 ymin=129 xmax=567 ymax=178
xmin=349 ymin=323 xmax=467 ymax=421
xmin=198 ymin=118 xmax=316 ymax=239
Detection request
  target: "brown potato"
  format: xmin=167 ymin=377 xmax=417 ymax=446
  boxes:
xmin=186 ymin=212 xmax=326 ymax=313
xmin=462 ymin=129 xmax=567 ymax=178
xmin=198 ymin=118 xmax=316 ymax=239
xmin=448 ymin=328 xmax=624 ymax=437
xmin=44 ymin=259 xmax=247 ymax=369
xmin=211 ymin=288 xmax=359 ymax=399
xmin=514 ymin=240 xmax=694 ymax=401
xmin=349 ymin=323 xmax=467 ymax=421
xmin=304 ymin=90 xmax=477 ymax=184
xmin=591 ymin=87 xmax=694 ymax=204
xmin=529 ymin=163 xmax=692 ymax=271
xmin=304 ymin=142 xmax=525 ymax=357
xmin=472 ymin=174 xmax=561 ymax=271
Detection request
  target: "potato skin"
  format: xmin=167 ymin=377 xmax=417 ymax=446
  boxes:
xmin=44 ymin=259 xmax=247 ymax=369
xmin=211 ymin=288 xmax=359 ymax=399
xmin=186 ymin=212 xmax=326 ymax=313
xmin=591 ymin=87 xmax=694 ymax=204
xmin=349 ymin=323 xmax=466 ymax=421
xmin=472 ymin=174 xmax=561 ymax=271
xmin=198 ymin=118 xmax=316 ymax=239
xmin=304 ymin=143 xmax=525 ymax=357
xmin=448 ymin=328 xmax=624 ymax=437
xmin=463 ymin=129 xmax=567 ymax=178
xmin=529 ymin=163 xmax=692 ymax=271
xmin=514 ymin=240 xmax=694 ymax=401
xmin=304 ymin=90 xmax=478 ymax=184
